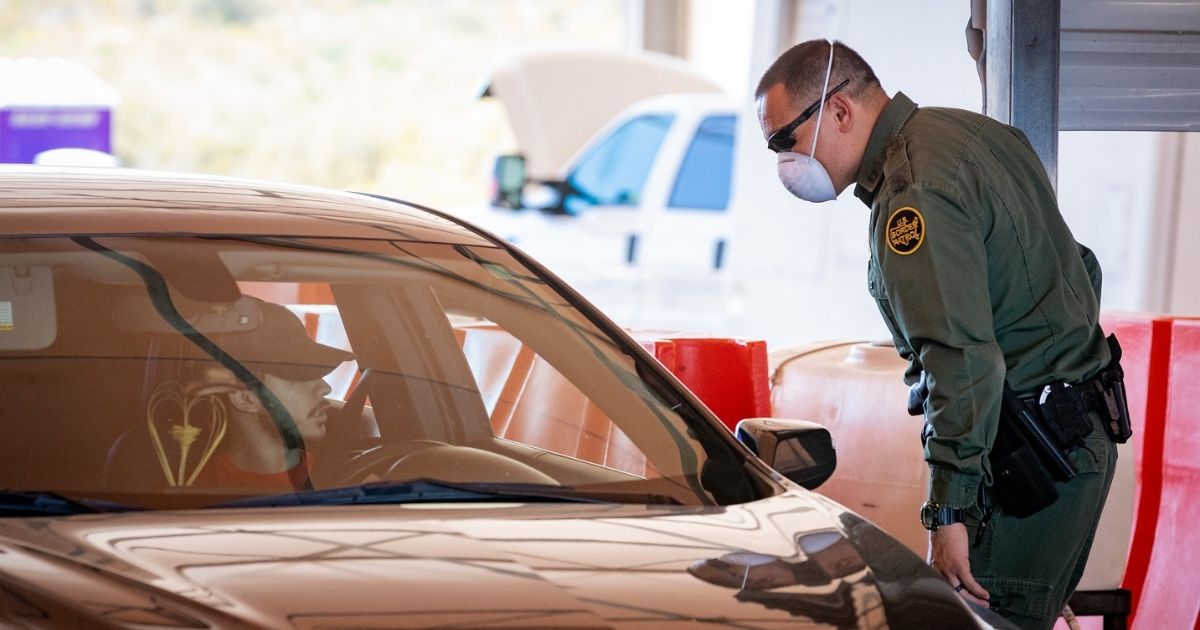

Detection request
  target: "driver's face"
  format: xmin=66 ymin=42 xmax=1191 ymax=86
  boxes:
xmin=260 ymin=372 xmax=333 ymax=442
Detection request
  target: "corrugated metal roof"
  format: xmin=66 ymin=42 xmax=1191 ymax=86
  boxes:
xmin=1060 ymin=0 xmax=1200 ymax=131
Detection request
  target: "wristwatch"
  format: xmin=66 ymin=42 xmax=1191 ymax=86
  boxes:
xmin=920 ymin=503 xmax=964 ymax=531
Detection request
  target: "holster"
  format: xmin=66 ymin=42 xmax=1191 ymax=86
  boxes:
xmin=913 ymin=374 xmax=1066 ymax=518
xmin=989 ymin=383 xmax=1073 ymax=517
xmin=1089 ymin=334 xmax=1134 ymax=444
xmin=989 ymin=421 xmax=1058 ymax=518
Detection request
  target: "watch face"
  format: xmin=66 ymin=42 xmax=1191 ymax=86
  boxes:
xmin=920 ymin=504 xmax=935 ymax=529
xmin=921 ymin=505 xmax=962 ymax=530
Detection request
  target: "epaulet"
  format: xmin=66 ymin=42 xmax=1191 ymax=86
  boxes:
xmin=881 ymin=135 xmax=914 ymax=199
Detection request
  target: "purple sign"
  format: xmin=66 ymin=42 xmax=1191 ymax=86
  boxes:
xmin=0 ymin=107 xmax=112 ymax=164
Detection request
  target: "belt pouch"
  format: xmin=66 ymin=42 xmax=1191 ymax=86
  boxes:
xmin=988 ymin=417 xmax=1058 ymax=518
xmin=1037 ymin=382 xmax=1091 ymax=449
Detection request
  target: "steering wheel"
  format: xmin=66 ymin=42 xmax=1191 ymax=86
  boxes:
xmin=330 ymin=440 xmax=559 ymax=486
xmin=329 ymin=440 xmax=448 ymax=486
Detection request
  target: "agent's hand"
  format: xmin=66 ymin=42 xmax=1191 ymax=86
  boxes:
xmin=930 ymin=523 xmax=990 ymax=606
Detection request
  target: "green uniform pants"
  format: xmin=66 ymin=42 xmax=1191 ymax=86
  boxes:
xmin=965 ymin=410 xmax=1118 ymax=630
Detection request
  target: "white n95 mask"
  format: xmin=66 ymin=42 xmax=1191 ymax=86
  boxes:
xmin=775 ymin=40 xmax=839 ymax=203
xmin=777 ymin=152 xmax=837 ymax=202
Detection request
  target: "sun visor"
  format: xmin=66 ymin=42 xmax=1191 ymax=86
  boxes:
xmin=0 ymin=266 xmax=57 ymax=351
xmin=112 ymin=294 xmax=263 ymax=335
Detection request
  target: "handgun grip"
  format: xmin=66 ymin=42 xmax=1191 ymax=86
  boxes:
xmin=1001 ymin=384 xmax=1077 ymax=481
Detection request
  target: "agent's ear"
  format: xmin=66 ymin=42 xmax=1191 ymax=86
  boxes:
xmin=227 ymin=388 xmax=261 ymax=414
xmin=828 ymin=93 xmax=853 ymax=131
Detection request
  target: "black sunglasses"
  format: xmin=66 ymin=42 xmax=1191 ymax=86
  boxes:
xmin=766 ymin=79 xmax=850 ymax=153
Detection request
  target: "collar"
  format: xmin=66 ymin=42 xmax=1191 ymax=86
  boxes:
xmin=853 ymin=92 xmax=918 ymax=207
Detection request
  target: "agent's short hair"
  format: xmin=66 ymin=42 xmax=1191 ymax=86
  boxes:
xmin=755 ymin=39 xmax=881 ymax=104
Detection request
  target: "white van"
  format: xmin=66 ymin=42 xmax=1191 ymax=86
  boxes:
xmin=465 ymin=51 xmax=884 ymax=347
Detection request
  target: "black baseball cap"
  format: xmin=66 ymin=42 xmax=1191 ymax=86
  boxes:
xmin=210 ymin=298 xmax=355 ymax=381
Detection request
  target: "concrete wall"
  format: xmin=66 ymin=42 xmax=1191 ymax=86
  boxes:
xmin=1059 ymin=131 xmax=1166 ymax=313
xmin=1165 ymin=133 xmax=1200 ymax=314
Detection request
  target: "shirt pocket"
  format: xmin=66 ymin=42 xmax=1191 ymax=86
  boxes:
xmin=868 ymin=259 xmax=911 ymax=354
xmin=867 ymin=258 xmax=885 ymax=299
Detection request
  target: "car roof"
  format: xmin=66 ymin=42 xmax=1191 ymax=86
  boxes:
xmin=0 ymin=166 xmax=492 ymax=246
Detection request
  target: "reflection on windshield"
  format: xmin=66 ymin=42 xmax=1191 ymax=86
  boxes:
xmin=0 ymin=235 xmax=760 ymax=510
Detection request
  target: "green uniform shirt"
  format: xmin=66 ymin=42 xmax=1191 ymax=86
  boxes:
xmin=853 ymin=92 xmax=1111 ymax=508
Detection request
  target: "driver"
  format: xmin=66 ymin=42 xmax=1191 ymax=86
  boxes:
xmin=188 ymin=299 xmax=355 ymax=489
xmin=135 ymin=298 xmax=355 ymax=491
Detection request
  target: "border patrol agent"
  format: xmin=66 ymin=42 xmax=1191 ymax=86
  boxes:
xmin=755 ymin=39 xmax=1120 ymax=630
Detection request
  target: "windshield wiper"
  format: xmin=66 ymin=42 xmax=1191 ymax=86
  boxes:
xmin=213 ymin=479 xmax=682 ymax=509
xmin=0 ymin=491 xmax=133 ymax=516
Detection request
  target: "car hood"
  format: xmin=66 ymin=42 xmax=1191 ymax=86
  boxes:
xmin=0 ymin=492 xmax=981 ymax=629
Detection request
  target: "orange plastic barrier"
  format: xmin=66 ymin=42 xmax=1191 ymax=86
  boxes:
xmin=457 ymin=324 xmax=651 ymax=476
xmin=455 ymin=327 xmax=772 ymax=475
xmin=1100 ymin=313 xmax=1175 ymax=619
xmin=1132 ymin=319 xmax=1200 ymax=629
xmin=633 ymin=334 xmax=771 ymax=432
xmin=637 ymin=336 xmax=678 ymax=373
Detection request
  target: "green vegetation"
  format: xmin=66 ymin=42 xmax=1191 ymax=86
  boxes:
xmin=0 ymin=0 xmax=624 ymax=207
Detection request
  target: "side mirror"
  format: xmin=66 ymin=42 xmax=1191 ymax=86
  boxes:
xmin=492 ymin=154 xmax=527 ymax=209
xmin=524 ymin=181 xmax=566 ymax=214
xmin=736 ymin=418 xmax=836 ymax=489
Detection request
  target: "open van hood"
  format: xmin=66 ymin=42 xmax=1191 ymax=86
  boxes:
xmin=478 ymin=49 xmax=723 ymax=179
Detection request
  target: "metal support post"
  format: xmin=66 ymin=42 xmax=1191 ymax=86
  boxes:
xmin=985 ymin=0 xmax=1061 ymax=187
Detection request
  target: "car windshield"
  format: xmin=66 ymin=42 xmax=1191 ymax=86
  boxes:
xmin=0 ymin=234 xmax=765 ymax=511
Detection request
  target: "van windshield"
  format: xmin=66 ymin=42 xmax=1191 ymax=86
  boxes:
xmin=564 ymin=113 xmax=674 ymax=214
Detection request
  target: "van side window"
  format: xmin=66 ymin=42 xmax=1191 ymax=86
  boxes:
xmin=564 ymin=113 xmax=674 ymax=215
xmin=668 ymin=115 xmax=736 ymax=211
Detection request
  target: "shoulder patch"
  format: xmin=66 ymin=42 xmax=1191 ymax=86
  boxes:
xmin=886 ymin=207 xmax=925 ymax=255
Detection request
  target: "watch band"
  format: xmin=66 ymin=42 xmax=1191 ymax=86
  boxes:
xmin=920 ymin=503 xmax=963 ymax=530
